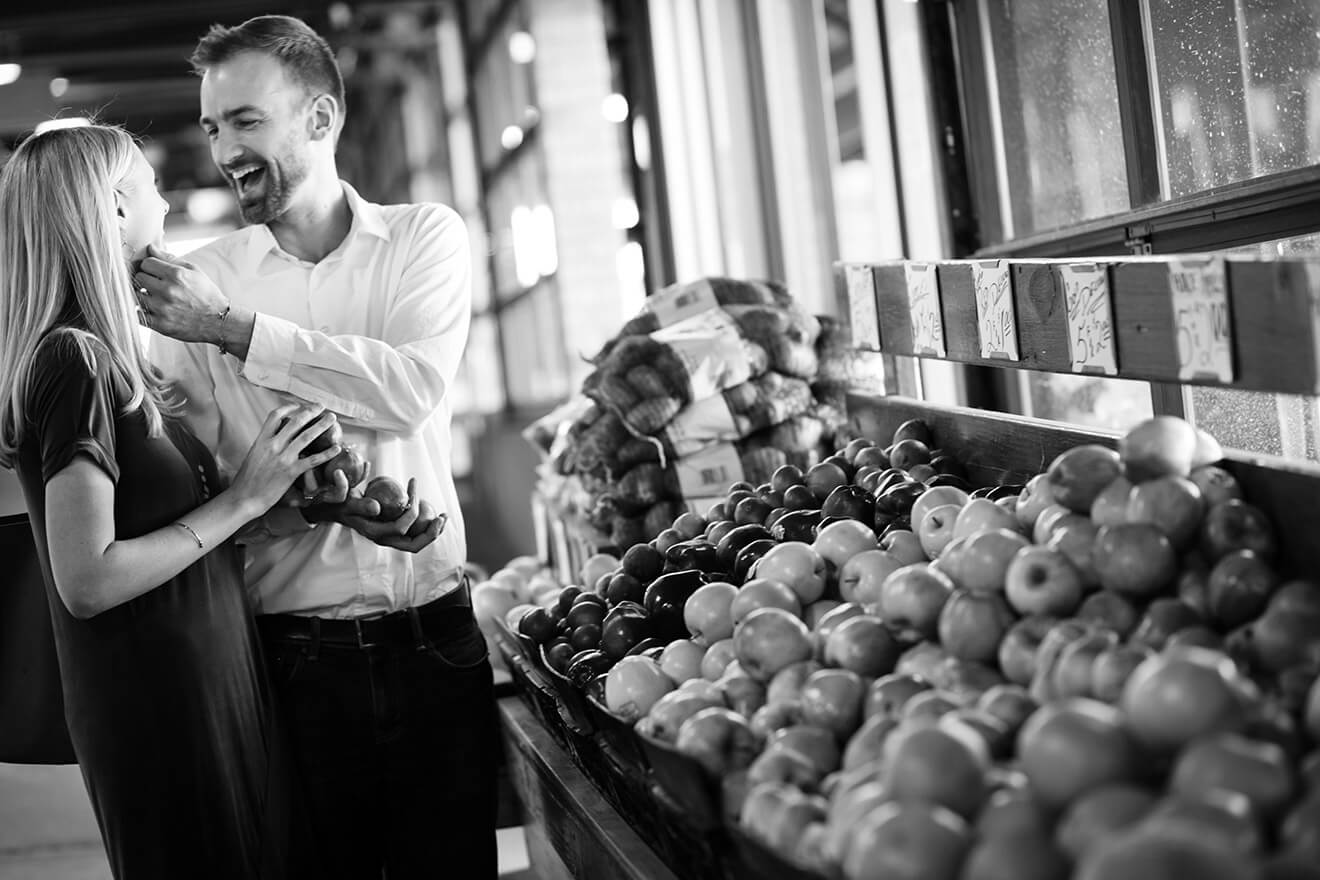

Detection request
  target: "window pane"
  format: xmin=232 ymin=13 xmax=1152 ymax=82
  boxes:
xmin=1148 ymin=0 xmax=1320 ymax=199
xmin=1021 ymin=374 xmax=1154 ymax=432
xmin=983 ymin=0 xmax=1130 ymax=237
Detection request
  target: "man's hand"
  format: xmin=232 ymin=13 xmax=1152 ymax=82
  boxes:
xmin=305 ymin=478 xmax=446 ymax=554
xmin=133 ymin=245 xmax=238 ymax=347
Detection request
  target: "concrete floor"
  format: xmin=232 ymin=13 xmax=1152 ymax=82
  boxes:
xmin=0 ymin=764 xmax=533 ymax=879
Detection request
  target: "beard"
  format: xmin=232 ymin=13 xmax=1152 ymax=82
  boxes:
xmin=230 ymin=148 xmax=311 ymax=226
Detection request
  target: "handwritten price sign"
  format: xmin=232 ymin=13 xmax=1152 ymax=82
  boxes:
xmin=1060 ymin=263 xmax=1118 ymax=375
xmin=1169 ymin=257 xmax=1233 ymax=383
xmin=844 ymin=265 xmax=882 ymax=350
xmin=903 ymin=262 xmax=946 ymax=357
xmin=973 ymin=260 xmax=1019 ymax=361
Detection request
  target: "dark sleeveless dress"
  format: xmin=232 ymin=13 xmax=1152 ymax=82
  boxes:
xmin=13 ymin=334 xmax=293 ymax=879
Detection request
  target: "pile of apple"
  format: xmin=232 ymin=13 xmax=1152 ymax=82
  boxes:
xmin=520 ymin=413 xmax=1320 ymax=880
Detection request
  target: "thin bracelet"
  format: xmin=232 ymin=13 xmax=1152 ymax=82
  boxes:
xmin=173 ymin=521 xmax=204 ymax=549
xmin=216 ymin=303 xmax=232 ymax=356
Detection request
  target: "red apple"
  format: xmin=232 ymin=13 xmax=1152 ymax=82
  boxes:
xmin=1032 ymin=503 xmax=1073 ymax=545
xmin=1048 ymin=444 xmax=1123 ymax=513
xmin=841 ymin=715 xmax=899 ymax=771
xmin=911 ymin=485 xmax=972 ymax=533
xmin=1169 ymin=731 xmax=1295 ymax=820
xmin=1119 ymin=415 xmax=1200 ymax=482
xmin=765 ymin=658 xmax=824 ymax=705
xmin=730 ymin=577 xmax=802 ymax=624
xmin=1090 ymin=643 xmax=1153 ymax=703
xmin=1054 ymin=783 xmax=1156 ymax=863
xmin=1087 ymin=474 xmax=1132 ymax=528
xmin=839 ymin=549 xmax=905 ymax=605
xmin=1093 ymin=523 xmax=1177 ymax=597
xmin=900 ymin=690 xmax=962 ymax=727
xmin=683 ymin=581 xmax=738 ymax=645
xmin=938 ymin=590 xmax=1015 ymax=664
xmin=805 ymin=461 xmax=850 ymax=500
xmin=824 ymin=615 xmax=901 ymax=677
xmin=803 ymin=598 xmax=843 ymax=630
xmin=955 ymin=527 xmax=1032 ymax=593
xmin=811 ymin=519 xmax=880 ymax=569
xmin=879 ymin=563 xmax=956 ymax=640
xmin=1017 ymin=698 xmax=1139 ymax=809
xmin=1045 ymin=514 xmax=1101 ymax=589
xmin=918 ymin=504 xmax=963 ymax=559
xmin=745 ymin=747 xmax=823 ymax=795
xmin=659 ymin=638 xmax=707 ymax=684
xmin=1077 ymin=590 xmax=1139 ymax=638
xmin=883 ymin=724 xmax=990 ymax=818
xmin=1126 ymin=475 xmax=1205 ymax=549
xmin=1130 ymin=597 xmax=1203 ymax=651
xmin=1005 ymin=544 xmax=1084 ymax=617
xmin=755 ymin=541 xmax=829 ymax=605
xmin=675 ymin=706 xmax=764 ymax=775
xmin=799 ymin=669 xmax=868 ymax=740
xmin=735 ymin=607 xmax=815 ymax=682
xmin=719 ymin=661 xmax=769 ymax=717
xmin=812 ymin=602 xmax=865 ymax=645
xmin=641 ymin=689 xmax=725 ymax=742
xmin=1049 ymin=631 xmax=1118 ymax=700
xmin=881 ymin=529 xmax=928 ymax=566
xmin=700 ymin=637 xmax=738 ymax=681
xmin=1200 ymin=499 xmax=1277 ymax=562
xmin=953 ymin=497 xmax=1024 ymax=542
xmin=1015 ymin=473 xmax=1059 ymax=532
xmin=842 ymin=801 xmax=971 ymax=880
xmin=975 ymin=684 xmax=1038 ymax=734
xmin=605 ymin=656 xmax=675 ymax=722
xmin=748 ymin=700 xmax=804 ymax=739
xmin=1189 ymin=464 xmax=1242 ymax=507
xmin=998 ymin=615 xmax=1057 ymax=686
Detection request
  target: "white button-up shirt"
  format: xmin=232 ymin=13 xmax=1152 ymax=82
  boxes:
xmin=150 ymin=182 xmax=472 ymax=618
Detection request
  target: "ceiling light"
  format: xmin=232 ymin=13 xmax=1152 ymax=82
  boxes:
xmin=49 ymin=77 xmax=69 ymax=97
xmin=508 ymin=31 xmax=535 ymax=64
xmin=601 ymin=93 xmax=629 ymax=124
xmin=0 ymin=64 xmax=21 ymax=86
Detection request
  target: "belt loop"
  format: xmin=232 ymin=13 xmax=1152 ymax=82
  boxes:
xmin=308 ymin=618 xmax=321 ymax=661
xmin=407 ymin=607 xmax=427 ymax=652
xmin=353 ymin=618 xmax=368 ymax=650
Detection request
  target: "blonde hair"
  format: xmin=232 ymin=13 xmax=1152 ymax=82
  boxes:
xmin=0 ymin=124 xmax=175 ymax=467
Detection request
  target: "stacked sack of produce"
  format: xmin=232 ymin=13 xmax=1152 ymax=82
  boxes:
xmin=526 ymin=277 xmax=851 ymax=552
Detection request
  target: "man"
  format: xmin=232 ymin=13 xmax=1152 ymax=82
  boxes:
xmin=138 ymin=15 xmax=497 ymax=879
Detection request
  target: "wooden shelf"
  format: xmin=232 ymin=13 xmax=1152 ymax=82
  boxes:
xmin=839 ymin=256 xmax=1320 ymax=395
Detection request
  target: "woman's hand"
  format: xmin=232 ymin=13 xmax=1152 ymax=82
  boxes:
xmin=230 ymin=404 xmax=343 ymax=515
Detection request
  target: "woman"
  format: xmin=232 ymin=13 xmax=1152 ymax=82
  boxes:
xmin=0 ymin=124 xmax=336 ymax=877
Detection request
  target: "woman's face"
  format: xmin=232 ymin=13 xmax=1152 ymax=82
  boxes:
xmin=116 ymin=148 xmax=169 ymax=260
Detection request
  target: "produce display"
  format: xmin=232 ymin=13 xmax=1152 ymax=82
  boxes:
xmin=485 ymin=413 xmax=1320 ymax=880
xmin=524 ymin=277 xmax=864 ymax=552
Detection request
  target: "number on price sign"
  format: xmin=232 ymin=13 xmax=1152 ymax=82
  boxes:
xmin=903 ymin=262 xmax=947 ymax=357
xmin=845 ymin=265 xmax=882 ymax=350
xmin=973 ymin=260 xmax=1019 ymax=361
xmin=1060 ymin=263 xmax=1118 ymax=375
xmin=1169 ymin=257 xmax=1233 ymax=383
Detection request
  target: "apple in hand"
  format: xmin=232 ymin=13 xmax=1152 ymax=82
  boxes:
xmin=937 ymin=590 xmax=1015 ymax=664
xmin=824 ymin=615 xmax=901 ymax=678
xmin=735 ymin=607 xmax=815 ymax=682
xmin=1005 ymin=545 xmax=1083 ymax=617
xmin=838 ymin=549 xmax=904 ymax=605
xmin=675 ymin=706 xmax=764 ymax=776
xmin=1048 ymin=444 xmax=1123 ymax=513
xmin=755 ymin=541 xmax=829 ymax=605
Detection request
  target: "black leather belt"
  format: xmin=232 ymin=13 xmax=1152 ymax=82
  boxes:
xmin=257 ymin=582 xmax=472 ymax=651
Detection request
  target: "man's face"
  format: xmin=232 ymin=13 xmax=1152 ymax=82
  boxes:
xmin=199 ymin=51 xmax=314 ymax=225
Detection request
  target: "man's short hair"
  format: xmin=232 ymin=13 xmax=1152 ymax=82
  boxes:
xmin=191 ymin=15 xmax=346 ymax=111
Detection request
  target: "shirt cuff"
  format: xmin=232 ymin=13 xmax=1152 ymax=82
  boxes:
xmin=241 ymin=312 xmax=297 ymax=392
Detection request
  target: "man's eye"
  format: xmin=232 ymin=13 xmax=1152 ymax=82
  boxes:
xmin=236 ymin=119 xmax=259 ymax=129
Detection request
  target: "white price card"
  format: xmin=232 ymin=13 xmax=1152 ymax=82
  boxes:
xmin=1169 ymin=257 xmax=1233 ymax=383
xmin=844 ymin=265 xmax=882 ymax=350
xmin=903 ymin=262 xmax=947 ymax=357
xmin=1060 ymin=263 xmax=1118 ymax=375
xmin=972 ymin=260 xmax=1019 ymax=361
xmin=675 ymin=443 xmax=745 ymax=501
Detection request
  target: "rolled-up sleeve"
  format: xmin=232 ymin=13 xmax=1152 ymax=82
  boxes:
xmin=241 ymin=206 xmax=472 ymax=434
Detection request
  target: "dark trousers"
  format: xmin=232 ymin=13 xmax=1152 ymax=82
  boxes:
xmin=261 ymin=604 xmax=498 ymax=880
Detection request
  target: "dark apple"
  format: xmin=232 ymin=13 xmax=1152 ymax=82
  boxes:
xmin=1200 ymin=499 xmax=1277 ymax=562
xmin=1207 ymin=549 xmax=1278 ymax=628
xmin=822 ymin=484 xmax=876 ymax=522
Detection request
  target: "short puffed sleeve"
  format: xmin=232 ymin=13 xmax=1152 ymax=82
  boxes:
xmin=25 ymin=335 xmax=121 ymax=484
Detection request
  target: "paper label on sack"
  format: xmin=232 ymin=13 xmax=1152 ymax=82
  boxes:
xmin=675 ymin=443 xmax=745 ymax=501
xmin=973 ymin=260 xmax=1019 ymax=361
xmin=1060 ymin=263 xmax=1118 ymax=375
xmin=903 ymin=262 xmax=946 ymax=357
xmin=1169 ymin=257 xmax=1233 ymax=383
xmin=665 ymin=394 xmax=740 ymax=458
xmin=844 ymin=265 xmax=882 ymax=350
xmin=648 ymin=279 xmax=721 ymax=328
xmin=651 ymin=309 xmax=752 ymax=400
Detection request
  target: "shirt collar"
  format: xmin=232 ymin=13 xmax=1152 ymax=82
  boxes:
xmin=244 ymin=180 xmax=391 ymax=268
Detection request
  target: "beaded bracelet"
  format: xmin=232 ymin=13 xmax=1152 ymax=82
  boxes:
xmin=174 ymin=521 xmax=204 ymax=549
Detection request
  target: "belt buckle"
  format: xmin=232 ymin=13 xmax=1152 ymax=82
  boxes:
xmin=352 ymin=618 xmax=375 ymax=649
